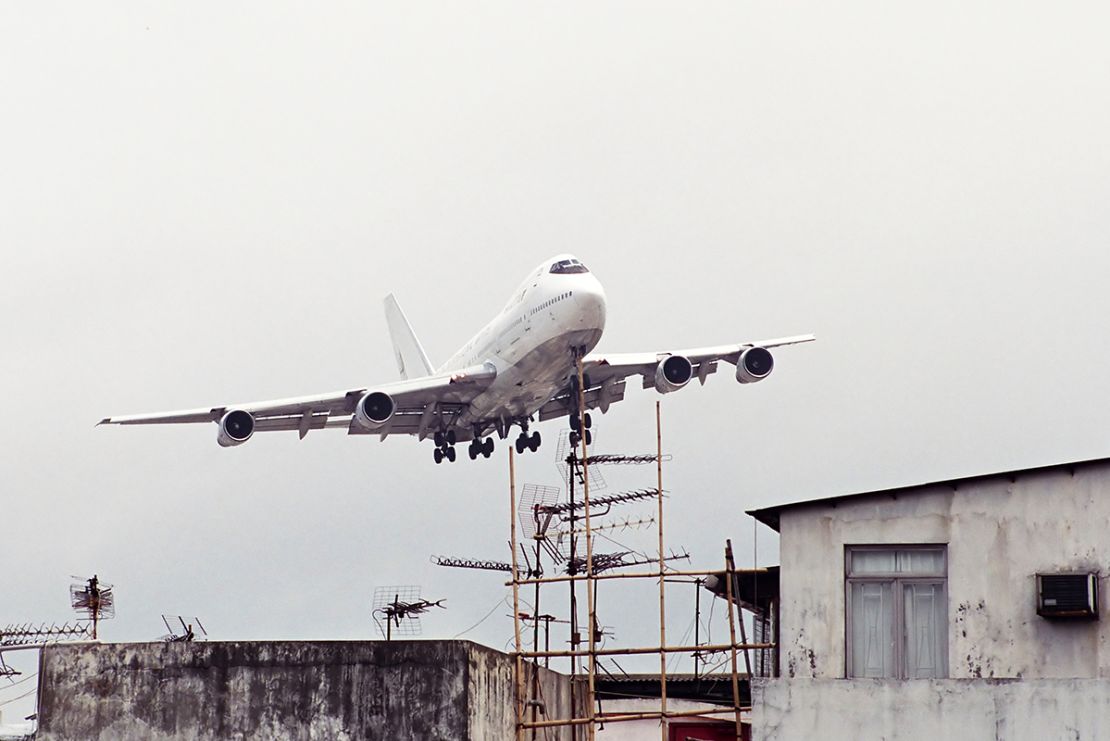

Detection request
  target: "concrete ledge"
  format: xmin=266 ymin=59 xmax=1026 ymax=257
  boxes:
xmin=752 ymin=678 xmax=1110 ymax=741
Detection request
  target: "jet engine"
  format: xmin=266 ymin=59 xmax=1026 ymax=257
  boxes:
xmin=654 ymin=355 xmax=693 ymax=394
xmin=355 ymin=391 xmax=396 ymax=429
xmin=736 ymin=346 xmax=774 ymax=384
xmin=217 ymin=409 xmax=255 ymax=447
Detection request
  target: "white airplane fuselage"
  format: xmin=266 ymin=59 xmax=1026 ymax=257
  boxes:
xmin=438 ymin=255 xmax=606 ymax=431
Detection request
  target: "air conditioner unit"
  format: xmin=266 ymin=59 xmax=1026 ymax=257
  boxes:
xmin=1036 ymin=573 xmax=1099 ymax=620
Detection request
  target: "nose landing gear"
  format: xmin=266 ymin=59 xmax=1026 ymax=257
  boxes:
xmin=568 ymin=411 xmax=592 ymax=447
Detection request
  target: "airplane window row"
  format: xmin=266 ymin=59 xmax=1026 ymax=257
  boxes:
xmin=530 ymin=292 xmax=573 ymax=315
xmin=550 ymin=259 xmax=589 ymax=274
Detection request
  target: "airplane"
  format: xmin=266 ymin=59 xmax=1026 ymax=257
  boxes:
xmin=100 ymin=255 xmax=814 ymax=464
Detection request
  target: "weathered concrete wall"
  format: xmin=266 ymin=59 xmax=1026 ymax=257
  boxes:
xmin=37 ymin=640 xmax=574 ymax=741
xmin=778 ymin=463 xmax=1110 ymax=679
xmin=752 ymin=678 xmax=1110 ymax=741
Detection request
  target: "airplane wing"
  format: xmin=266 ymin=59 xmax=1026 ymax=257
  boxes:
xmin=537 ymin=334 xmax=815 ymax=422
xmin=98 ymin=362 xmax=499 ymax=443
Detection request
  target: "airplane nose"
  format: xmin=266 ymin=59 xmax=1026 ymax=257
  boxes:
xmin=575 ymin=276 xmax=606 ymax=332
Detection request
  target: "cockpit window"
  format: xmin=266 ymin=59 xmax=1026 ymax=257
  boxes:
xmin=550 ymin=258 xmax=589 ymax=274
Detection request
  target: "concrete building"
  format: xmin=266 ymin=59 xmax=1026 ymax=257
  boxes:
xmin=746 ymin=455 xmax=1110 ymax=741
xmin=36 ymin=640 xmax=577 ymax=740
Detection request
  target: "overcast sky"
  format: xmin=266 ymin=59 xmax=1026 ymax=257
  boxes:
xmin=4 ymin=1 xmax=1110 ymax=722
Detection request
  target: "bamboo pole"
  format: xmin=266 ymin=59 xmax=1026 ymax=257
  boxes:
xmin=522 ymin=706 xmax=751 ymax=730
xmin=510 ymin=448 xmax=525 ymax=741
xmin=575 ymin=355 xmax=596 ymax=741
xmin=531 ymin=540 xmax=542 ymax=741
xmin=655 ymin=401 xmax=667 ymax=741
xmin=724 ymin=540 xmax=743 ymax=741
xmin=517 ymin=641 xmax=773 ymax=660
xmin=507 ymin=567 xmax=770 ymax=588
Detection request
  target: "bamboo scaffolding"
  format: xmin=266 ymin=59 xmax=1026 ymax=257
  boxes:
xmin=575 ymin=356 xmax=597 ymax=741
xmin=510 ymin=448 xmax=525 ymax=741
xmin=522 ymin=706 xmax=752 ymax=731
xmin=503 ymin=369 xmax=773 ymax=741
xmin=724 ymin=540 xmax=743 ymax=741
xmin=517 ymin=641 xmax=773 ymax=660
xmin=655 ymin=401 xmax=667 ymax=741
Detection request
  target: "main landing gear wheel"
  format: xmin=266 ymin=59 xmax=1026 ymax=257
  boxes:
xmin=468 ymin=437 xmax=496 ymax=460
xmin=569 ymin=412 xmax=592 ymax=432
xmin=434 ymin=429 xmax=458 ymax=464
xmin=569 ymin=429 xmax=592 ymax=447
xmin=514 ymin=430 xmax=542 ymax=455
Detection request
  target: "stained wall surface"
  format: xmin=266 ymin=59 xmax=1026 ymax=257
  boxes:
xmin=37 ymin=640 xmax=574 ymax=741
xmin=752 ymin=678 xmax=1110 ymax=741
xmin=776 ymin=463 xmax=1110 ymax=680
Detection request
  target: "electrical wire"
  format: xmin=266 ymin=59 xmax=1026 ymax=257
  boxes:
xmin=453 ymin=596 xmax=510 ymax=639
xmin=0 ymin=686 xmax=36 ymax=707
xmin=667 ymin=614 xmax=697 ymax=673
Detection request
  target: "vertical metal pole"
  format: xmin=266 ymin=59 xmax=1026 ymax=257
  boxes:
xmin=693 ymin=580 xmax=702 ymax=678
xmin=656 ymin=402 xmax=668 ymax=740
xmin=510 ymin=448 xmax=525 ymax=741
xmin=575 ymin=356 xmax=596 ymax=741
xmin=724 ymin=541 xmax=743 ymax=741
xmin=90 ymin=576 xmax=100 ymax=641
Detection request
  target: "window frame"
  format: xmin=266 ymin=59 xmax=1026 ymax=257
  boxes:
xmin=844 ymin=544 xmax=949 ymax=679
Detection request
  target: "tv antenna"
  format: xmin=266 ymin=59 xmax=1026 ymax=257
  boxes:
xmin=0 ymin=622 xmax=91 ymax=647
xmin=371 ymin=586 xmax=444 ymax=641
xmin=160 ymin=615 xmax=208 ymax=642
xmin=69 ymin=575 xmax=114 ymax=639
xmin=555 ymin=429 xmax=607 ymax=492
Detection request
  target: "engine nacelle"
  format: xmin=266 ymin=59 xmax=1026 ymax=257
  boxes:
xmin=355 ymin=391 xmax=396 ymax=429
xmin=217 ymin=409 xmax=255 ymax=447
xmin=736 ymin=346 xmax=774 ymax=384
xmin=654 ymin=355 xmax=693 ymax=394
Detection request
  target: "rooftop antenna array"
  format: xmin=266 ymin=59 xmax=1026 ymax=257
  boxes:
xmin=69 ymin=575 xmax=114 ymax=640
xmin=0 ymin=622 xmax=91 ymax=648
xmin=160 ymin=615 xmax=208 ymax=643
xmin=503 ymin=357 xmax=763 ymax=740
xmin=371 ymin=586 xmax=444 ymax=641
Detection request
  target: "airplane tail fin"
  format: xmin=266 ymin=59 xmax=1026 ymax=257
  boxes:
xmin=384 ymin=294 xmax=434 ymax=380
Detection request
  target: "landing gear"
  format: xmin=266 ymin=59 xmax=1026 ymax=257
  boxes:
xmin=434 ymin=429 xmax=458 ymax=464
xmin=515 ymin=430 xmax=541 ymax=455
xmin=569 ymin=429 xmax=592 ymax=447
xmin=469 ymin=437 xmax=495 ymax=460
xmin=569 ymin=412 xmax=592 ymax=432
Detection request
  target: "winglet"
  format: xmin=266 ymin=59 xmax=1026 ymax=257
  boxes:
xmin=383 ymin=294 xmax=435 ymax=380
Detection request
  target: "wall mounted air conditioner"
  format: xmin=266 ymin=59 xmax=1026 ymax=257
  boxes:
xmin=1036 ymin=573 xmax=1099 ymax=620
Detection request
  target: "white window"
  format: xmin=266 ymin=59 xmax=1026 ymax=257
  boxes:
xmin=846 ymin=545 xmax=947 ymax=679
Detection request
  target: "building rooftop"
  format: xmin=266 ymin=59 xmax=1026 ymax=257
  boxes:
xmin=746 ymin=454 xmax=1110 ymax=532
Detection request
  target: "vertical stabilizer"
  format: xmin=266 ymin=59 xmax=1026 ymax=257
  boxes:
xmin=384 ymin=294 xmax=434 ymax=380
